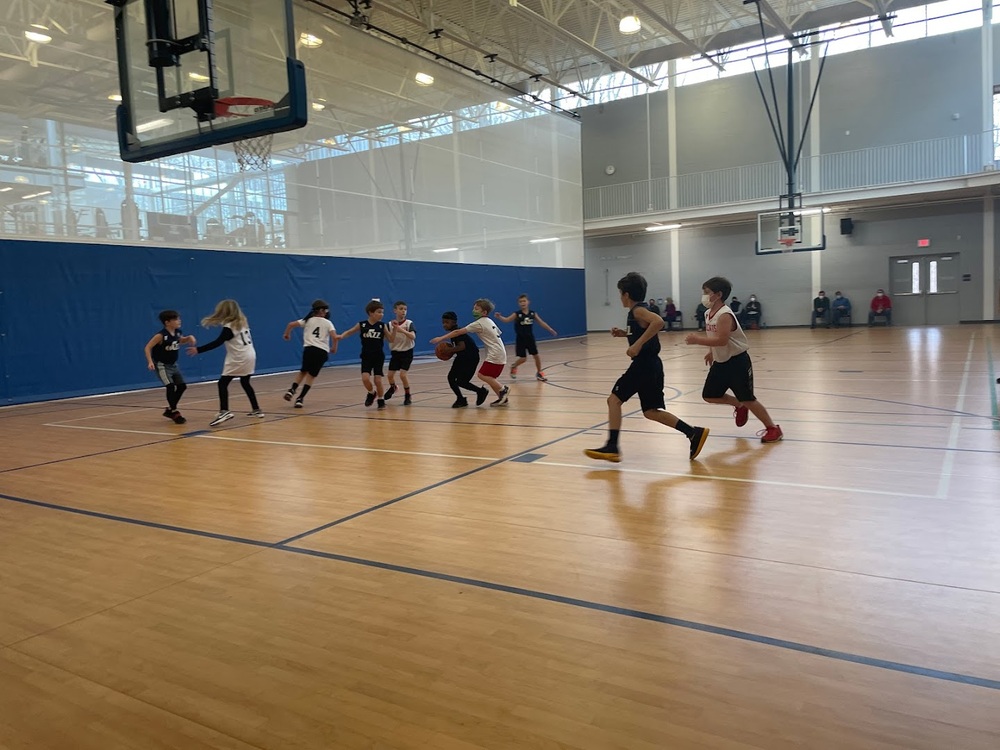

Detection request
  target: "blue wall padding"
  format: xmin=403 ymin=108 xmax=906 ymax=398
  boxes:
xmin=0 ymin=240 xmax=585 ymax=404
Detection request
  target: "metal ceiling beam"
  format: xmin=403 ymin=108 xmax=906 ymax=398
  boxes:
xmin=751 ymin=0 xmax=798 ymax=45
xmin=629 ymin=0 xmax=724 ymax=72
xmin=872 ymin=0 xmax=894 ymax=37
xmin=497 ymin=0 xmax=656 ymax=87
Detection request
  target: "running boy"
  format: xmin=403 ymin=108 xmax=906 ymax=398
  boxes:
xmin=143 ymin=309 xmax=196 ymax=424
xmin=282 ymin=298 xmax=338 ymax=408
xmin=440 ymin=310 xmax=483 ymax=408
xmin=585 ymin=272 xmax=709 ymax=463
xmin=431 ymin=298 xmax=508 ymax=407
xmin=337 ymin=299 xmax=397 ymax=410
xmin=684 ymin=276 xmax=782 ymax=443
xmin=385 ymin=300 xmax=416 ymax=406
xmin=494 ymin=294 xmax=557 ymax=381
xmin=186 ymin=299 xmax=262 ymax=426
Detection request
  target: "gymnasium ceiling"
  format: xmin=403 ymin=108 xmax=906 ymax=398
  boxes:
xmin=0 ymin=0 xmax=938 ymax=139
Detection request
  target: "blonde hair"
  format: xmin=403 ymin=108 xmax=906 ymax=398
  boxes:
xmin=201 ymin=299 xmax=247 ymax=329
xmin=473 ymin=298 xmax=495 ymax=315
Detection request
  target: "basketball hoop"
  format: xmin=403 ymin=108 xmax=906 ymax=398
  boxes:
xmin=215 ymin=97 xmax=275 ymax=171
xmin=778 ymin=237 xmax=797 ymax=253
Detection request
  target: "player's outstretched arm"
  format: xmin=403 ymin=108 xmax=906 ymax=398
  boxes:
xmin=283 ymin=319 xmax=302 ymax=341
xmin=494 ymin=311 xmax=517 ymax=323
xmin=338 ymin=323 xmax=360 ymax=340
xmin=534 ymin=313 xmax=557 ymax=336
xmin=431 ymin=327 xmax=468 ymax=344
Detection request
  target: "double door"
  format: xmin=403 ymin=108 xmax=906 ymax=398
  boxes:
xmin=888 ymin=253 xmax=960 ymax=325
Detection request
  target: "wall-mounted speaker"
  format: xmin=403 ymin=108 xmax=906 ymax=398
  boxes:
xmin=840 ymin=217 xmax=854 ymax=235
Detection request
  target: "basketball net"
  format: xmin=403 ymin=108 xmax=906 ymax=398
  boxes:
xmin=214 ymin=97 xmax=275 ymax=172
xmin=778 ymin=237 xmax=797 ymax=253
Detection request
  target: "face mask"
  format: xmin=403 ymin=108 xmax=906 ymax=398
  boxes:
xmin=472 ymin=309 xmax=483 ymax=319
xmin=750 ymin=297 xmax=756 ymax=302
xmin=701 ymin=294 xmax=712 ymax=307
xmin=876 ymin=292 xmax=884 ymax=297
xmin=819 ymin=295 xmax=825 ymax=299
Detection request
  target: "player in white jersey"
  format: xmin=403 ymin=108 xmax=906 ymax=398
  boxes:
xmin=385 ymin=300 xmax=416 ymax=406
xmin=187 ymin=299 xmax=262 ymax=427
xmin=282 ymin=299 xmax=338 ymax=408
xmin=431 ymin=298 xmax=509 ymax=407
xmin=685 ymin=276 xmax=782 ymax=443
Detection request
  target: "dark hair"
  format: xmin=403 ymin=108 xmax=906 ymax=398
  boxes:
xmin=617 ymin=272 xmax=647 ymax=302
xmin=442 ymin=310 xmax=458 ymax=322
xmin=303 ymin=298 xmax=329 ymax=322
xmin=474 ymin=298 xmax=495 ymax=314
xmin=517 ymin=294 xmax=528 ymax=301
xmin=158 ymin=309 xmax=179 ymax=324
xmin=818 ymin=290 xmax=826 ymax=295
xmin=365 ymin=299 xmax=384 ymax=315
xmin=394 ymin=300 xmax=407 ymax=309
xmin=703 ymin=276 xmax=732 ymax=300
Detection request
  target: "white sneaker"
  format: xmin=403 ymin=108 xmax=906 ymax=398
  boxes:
xmin=209 ymin=410 xmax=234 ymax=427
xmin=490 ymin=386 xmax=510 ymax=407
xmin=247 ymin=409 xmax=265 ymax=418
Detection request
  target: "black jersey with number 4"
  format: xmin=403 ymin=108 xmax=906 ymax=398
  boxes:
xmin=359 ymin=320 xmax=387 ymax=357
xmin=626 ymin=303 xmax=660 ymax=360
xmin=515 ymin=310 xmax=537 ymax=340
xmin=151 ymin=328 xmax=183 ymax=365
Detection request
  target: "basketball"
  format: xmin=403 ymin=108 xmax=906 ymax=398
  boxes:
xmin=435 ymin=341 xmax=455 ymax=361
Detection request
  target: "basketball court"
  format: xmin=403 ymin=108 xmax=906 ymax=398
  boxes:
xmin=2 ymin=327 xmax=999 ymax=748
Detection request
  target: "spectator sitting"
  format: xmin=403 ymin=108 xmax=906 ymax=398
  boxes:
xmin=663 ymin=297 xmax=680 ymax=330
xmin=647 ymin=298 xmax=661 ymax=317
xmin=811 ymin=291 xmax=831 ymax=329
xmin=868 ymin=289 xmax=892 ymax=326
xmin=832 ymin=291 xmax=852 ymax=327
xmin=729 ymin=296 xmax=742 ymax=315
xmin=742 ymin=295 xmax=762 ymax=329
xmin=695 ymin=302 xmax=708 ymax=331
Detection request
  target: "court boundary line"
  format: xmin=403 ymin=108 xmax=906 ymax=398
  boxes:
xmin=3 ymin=489 xmax=1000 ymax=692
xmin=936 ymin=337 xmax=976 ymax=499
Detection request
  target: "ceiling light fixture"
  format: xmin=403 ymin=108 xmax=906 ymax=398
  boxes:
xmin=414 ymin=72 xmax=434 ymax=86
xmin=24 ymin=29 xmax=52 ymax=43
xmin=645 ymin=223 xmax=682 ymax=232
xmin=22 ymin=190 xmax=52 ymax=200
xmin=619 ymin=15 xmax=641 ymax=35
xmin=433 ymin=247 xmax=459 ymax=253
xmin=299 ymin=32 xmax=323 ymax=48
xmin=108 ymin=93 xmax=123 ymax=102
xmin=311 ymin=101 xmax=326 ymax=111
xmin=187 ymin=72 xmax=210 ymax=82
xmin=529 ymin=237 xmax=560 ymax=244
xmin=136 ymin=118 xmax=173 ymax=133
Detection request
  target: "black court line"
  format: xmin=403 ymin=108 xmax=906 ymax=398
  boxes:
xmin=3 ymin=489 xmax=1000 ymax=692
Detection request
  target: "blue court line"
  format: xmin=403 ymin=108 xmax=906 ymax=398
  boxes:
xmin=0 ymin=435 xmax=185 ymax=475
xmin=277 ymin=545 xmax=1000 ymax=692
xmin=511 ymin=453 xmax=545 ymax=463
xmin=0 ymin=492 xmax=272 ymax=548
xmin=987 ymin=339 xmax=999 ymax=431
xmin=3 ymin=489 xmax=1000 ymax=692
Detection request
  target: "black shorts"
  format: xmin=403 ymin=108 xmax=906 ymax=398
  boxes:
xmin=611 ymin=357 xmax=665 ymax=412
xmin=300 ymin=346 xmax=329 ymax=377
xmin=449 ymin=357 xmax=478 ymax=383
xmin=388 ymin=349 xmax=414 ymax=372
xmin=515 ymin=336 xmax=538 ymax=357
xmin=361 ymin=353 xmax=385 ymax=377
xmin=702 ymin=350 xmax=755 ymax=402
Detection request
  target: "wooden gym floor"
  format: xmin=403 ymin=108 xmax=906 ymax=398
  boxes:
xmin=1 ymin=325 xmax=999 ymax=749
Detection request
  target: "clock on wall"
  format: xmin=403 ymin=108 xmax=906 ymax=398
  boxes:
xmin=605 ymin=165 xmax=616 ymax=175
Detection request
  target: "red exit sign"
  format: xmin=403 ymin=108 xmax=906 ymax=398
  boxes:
xmin=917 ymin=238 xmax=931 ymax=247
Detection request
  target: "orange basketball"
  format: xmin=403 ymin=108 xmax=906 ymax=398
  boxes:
xmin=435 ymin=341 xmax=455 ymax=361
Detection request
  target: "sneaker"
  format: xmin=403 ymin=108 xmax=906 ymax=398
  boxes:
xmin=377 ymin=399 xmax=386 ymax=410
xmin=170 ymin=411 xmax=187 ymax=425
xmin=283 ymin=390 xmax=294 ymax=402
xmin=535 ymin=372 xmax=547 ymax=382
xmin=689 ymin=426 xmax=710 ymax=460
xmin=759 ymin=425 xmax=784 ymax=443
xmin=490 ymin=386 xmax=510 ymax=407
xmin=294 ymin=400 xmax=304 ymax=409
xmin=162 ymin=407 xmax=174 ymax=419
xmin=365 ymin=392 xmax=376 ymax=407
xmin=209 ymin=411 xmax=234 ymax=427
xmin=475 ymin=388 xmax=489 ymax=406
xmin=510 ymin=366 xmax=518 ymax=380
xmin=403 ymin=394 xmax=412 ymax=406
xmin=584 ymin=445 xmax=621 ymax=463
xmin=452 ymin=397 xmax=469 ymax=408
xmin=247 ymin=409 xmax=265 ymax=418
xmin=385 ymin=384 xmax=397 ymax=400
xmin=734 ymin=405 xmax=749 ymax=427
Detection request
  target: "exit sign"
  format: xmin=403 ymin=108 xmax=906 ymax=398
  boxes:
xmin=917 ymin=238 xmax=931 ymax=247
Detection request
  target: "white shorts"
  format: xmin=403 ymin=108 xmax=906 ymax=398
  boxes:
xmin=222 ymin=356 xmax=256 ymax=377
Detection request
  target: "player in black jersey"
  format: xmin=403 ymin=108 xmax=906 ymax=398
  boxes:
xmin=441 ymin=311 xmax=488 ymax=407
xmin=585 ymin=272 xmax=709 ymax=463
xmin=143 ymin=309 xmax=197 ymax=424
xmin=494 ymin=294 xmax=557 ymax=381
xmin=337 ymin=299 xmax=398 ymax=410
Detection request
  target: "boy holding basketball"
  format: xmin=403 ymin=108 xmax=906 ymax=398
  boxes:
xmin=337 ymin=299 xmax=398 ymax=410
xmin=494 ymin=294 xmax=557 ymax=381
xmin=431 ymin=298 xmax=508 ymax=407
xmin=440 ymin=311 xmax=484 ymax=407
xmin=143 ymin=309 xmax=197 ymax=424
xmin=385 ymin=300 xmax=416 ymax=406
xmin=585 ymin=272 xmax=709 ymax=463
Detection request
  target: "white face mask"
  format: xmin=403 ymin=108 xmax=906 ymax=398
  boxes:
xmin=701 ymin=293 xmax=712 ymax=307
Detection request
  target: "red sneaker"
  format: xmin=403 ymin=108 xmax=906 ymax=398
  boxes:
xmin=759 ymin=425 xmax=783 ymax=443
xmin=734 ymin=405 xmax=749 ymax=427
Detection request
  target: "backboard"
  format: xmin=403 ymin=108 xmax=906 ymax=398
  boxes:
xmin=756 ymin=209 xmax=827 ymax=255
xmin=108 ymin=0 xmax=307 ymax=163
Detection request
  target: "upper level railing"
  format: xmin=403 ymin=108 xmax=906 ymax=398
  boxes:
xmin=584 ymin=131 xmax=994 ymax=221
